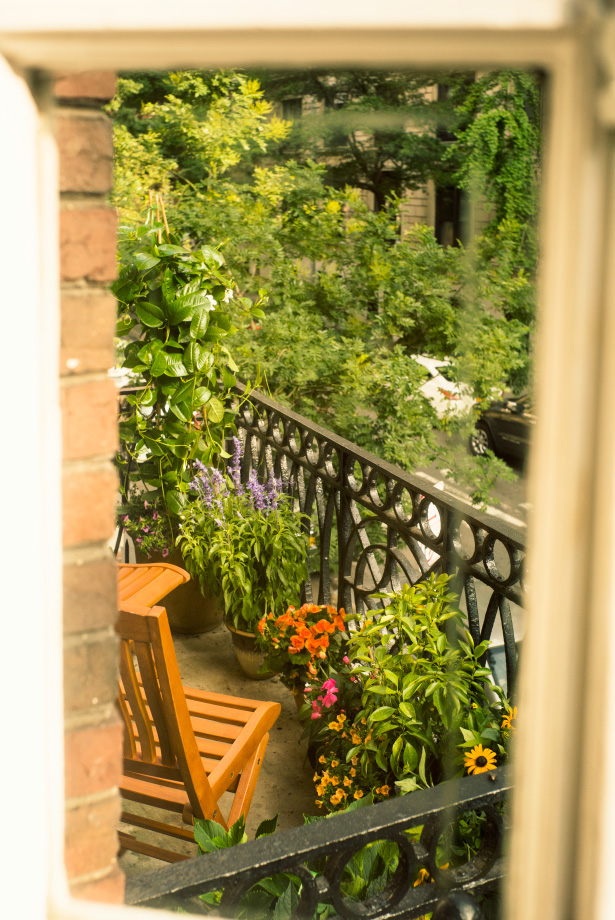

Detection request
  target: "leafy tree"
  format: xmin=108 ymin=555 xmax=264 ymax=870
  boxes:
xmin=108 ymin=67 xmax=536 ymax=505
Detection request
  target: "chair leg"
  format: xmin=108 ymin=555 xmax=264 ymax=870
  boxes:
xmin=226 ymin=733 xmax=270 ymax=828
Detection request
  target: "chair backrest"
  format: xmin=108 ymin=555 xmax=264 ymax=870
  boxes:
xmin=116 ymin=601 xmax=218 ymax=820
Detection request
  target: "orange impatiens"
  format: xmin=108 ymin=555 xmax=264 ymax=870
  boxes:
xmin=256 ymin=601 xmax=347 ymax=694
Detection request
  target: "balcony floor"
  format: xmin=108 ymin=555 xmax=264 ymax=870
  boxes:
xmin=119 ymin=620 xmax=319 ymax=876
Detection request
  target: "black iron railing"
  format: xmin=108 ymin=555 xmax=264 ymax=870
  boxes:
xmin=233 ymin=387 xmax=525 ymax=696
xmin=125 ymin=768 xmax=511 ymax=917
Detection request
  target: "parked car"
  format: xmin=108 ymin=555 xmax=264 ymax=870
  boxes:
xmin=412 ymin=354 xmax=475 ymax=419
xmin=469 ymin=393 xmax=535 ymax=459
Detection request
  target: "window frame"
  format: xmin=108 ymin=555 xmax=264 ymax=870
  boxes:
xmin=1 ymin=6 xmax=614 ymax=920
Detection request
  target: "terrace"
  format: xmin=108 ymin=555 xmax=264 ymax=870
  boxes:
xmin=118 ymin=386 xmax=525 ymax=917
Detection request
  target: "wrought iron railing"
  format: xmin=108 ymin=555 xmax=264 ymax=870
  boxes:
xmin=233 ymin=387 xmax=525 ymax=696
xmin=125 ymin=768 xmax=511 ymax=918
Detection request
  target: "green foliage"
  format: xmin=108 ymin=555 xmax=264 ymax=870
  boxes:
xmin=113 ymin=208 xmax=255 ymax=508
xmin=307 ymin=575 xmax=510 ymax=808
xmin=109 ymin=68 xmax=541 ymax=506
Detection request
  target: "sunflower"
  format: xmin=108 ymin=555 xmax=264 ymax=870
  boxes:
xmin=464 ymin=744 xmax=497 ymax=775
xmin=502 ymin=706 xmax=518 ymax=731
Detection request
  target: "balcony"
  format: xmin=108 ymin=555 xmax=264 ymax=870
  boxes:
xmin=122 ymin=386 xmax=524 ymax=918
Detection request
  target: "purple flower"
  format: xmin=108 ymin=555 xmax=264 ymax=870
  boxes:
xmin=144 ymin=500 xmax=149 ymax=509
xmin=122 ymin=515 xmax=129 ymax=523
xmin=152 ymin=511 xmax=158 ymax=521
xmin=162 ymin=547 xmax=169 ymax=557
xmin=142 ymin=525 xmax=150 ymax=533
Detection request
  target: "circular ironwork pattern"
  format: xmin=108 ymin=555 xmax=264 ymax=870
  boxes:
xmin=325 ymin=832 xmax=418 ymax=920
xmin=420 ymin=804 xmax=503 ymax=888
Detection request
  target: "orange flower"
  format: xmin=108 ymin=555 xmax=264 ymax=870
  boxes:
xmin=334 ymin=615 xmax=345 ymax=631
xmin=257 ymin=617 xmax=266 ymax=634
xmin=305 ymin=637 xmax=322 ymax=655
xmin=315 ymin=619 xmax=336 ymax=634
xmin=353 ymin=789 xmax=364 ymax=800
xmin=290 ymin=635 xmax=305 ymax=651
xmin=307 ymin=661 xmax=317 ymax=677
xmin=276 ymin=612 xmax=295 ymax=629
xmin=297 ymin=625 xmax=312 ymax=640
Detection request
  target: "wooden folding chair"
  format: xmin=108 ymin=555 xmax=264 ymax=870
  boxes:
xmin=116 ymin=601 xmax=281 ymax=862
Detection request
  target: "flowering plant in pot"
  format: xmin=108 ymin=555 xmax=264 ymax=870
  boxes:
xmin=255 ymin=602 xmax=347 ymax=704
xmin=307 ymin=574 xmax=513 ymax=814
xmin=120 ymin=491 xmax=174 ymax=559
xmin=178 ymin=438 xmax=309 ymax=676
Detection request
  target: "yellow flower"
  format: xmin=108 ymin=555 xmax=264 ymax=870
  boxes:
xmin=331 ymin=760 xmax=339 ymax=768
xmin=313 ymin=773 xmax=319 ymax=782
xmin=351 ymin=756 xmax=358 ymax=766
xmin=378 ymin=784 xmax=390 ymax=796
xmin=316 ymin=783 xmax=326 ymax=796
xmin=413 ymin=868 xmax=431 ymax=887
xmin=330 ymin=776 xmax=339 ymax=786
xmin=329 ymin=721 xmax=341 ymax=731
xmin=337 ymin=713 xmax=346 ymax=723
xmin=318 ymin=755 xmax=326 ymax=764
xmin=350 ymin=768 xmax=356 ymax=778
xmin=464 ymin=744 xmax=497 ymax=775
xmin=330 ymin=789 xmax=346 ymax=805
xmin=353 ymin=790 xmax=364 ymax=799
xmin=502 ymin=706 xmax=518 ymax=731
xmin=343 ymin=776 xmax=352 ymax=787
xmin=350 ymin=731 xmax=362 ymax=745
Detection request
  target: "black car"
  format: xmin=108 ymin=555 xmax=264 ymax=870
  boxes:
xmin=469 ymin=394 xmax=535 ymax=459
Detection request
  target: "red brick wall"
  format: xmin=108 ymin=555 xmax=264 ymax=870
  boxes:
xmin=56 ymin=71 xmax=124 ymax=904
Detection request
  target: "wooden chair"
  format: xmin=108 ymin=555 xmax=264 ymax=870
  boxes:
xmin=116 ymin=601 xmax=281 ymax=862
xmin=117 ymin=561 xmax=190 ymax=608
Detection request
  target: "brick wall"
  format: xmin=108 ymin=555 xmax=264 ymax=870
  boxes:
xmin=55 ymin=71 xmax=124 ymax=904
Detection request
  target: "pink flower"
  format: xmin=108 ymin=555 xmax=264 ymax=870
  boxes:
xmin=343 ymin=656 xmax=350 ymax=664
xmin=122 ymin=515 xmax=129 ymax=523
xmin=144 ymin=500 xmax=149 ymax=509
xmin=162 ymin=547 xmax=169 ymax=557
xmin=322 ymin=689 xmax=338 ymax=708
xmin=350 ymin=677 xmax=357 ymax=683
xmin=322 ymin=678 xmax=337 ymax=691
xmin=152 ymin=511 xmax=158 ymax=520
xmin=311 ymin=712 xmax=321 ymax=720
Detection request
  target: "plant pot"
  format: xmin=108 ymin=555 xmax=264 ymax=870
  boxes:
xmin=225 ymin=622 xmax=274 ymax=680
xmin=291 ymin=687 xmax=305 ymax=712
xmin=135 ymin=547 xmax=223 ymax=636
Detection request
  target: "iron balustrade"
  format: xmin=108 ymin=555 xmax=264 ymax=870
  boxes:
xmin=232 ymin=387 xmax=525 ymax=696
xmin=125 ymin=768 xmax=511 ymax=918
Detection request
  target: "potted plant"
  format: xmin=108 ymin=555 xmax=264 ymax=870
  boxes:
xmin=303 ymin=574 xmax=513 ymax=812
xmin=113 ymin=200 xmax=264 ymax=632
xmin=178 ymin=437 xmax=310 ymax=677
xmin=255 ymin=601 xmax=347 ymax=707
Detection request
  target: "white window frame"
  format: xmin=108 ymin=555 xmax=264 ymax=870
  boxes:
xmin=1 ymin=4 xmax=614 ymax=919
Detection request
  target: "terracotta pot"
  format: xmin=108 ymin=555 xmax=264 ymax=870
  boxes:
xmin=292 ymin=687 xmax=305 ymax=711
xmin=135 ymin=547 xmax=223 ymax=636
xmin=225 ymin=623 xmax=274 ymax=680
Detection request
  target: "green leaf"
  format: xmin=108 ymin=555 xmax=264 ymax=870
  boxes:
xmin=395 ymin=777 xmax=420 ymax=794
xmin=150 ymin=350 xmax=170 ymax=377
xmin=403 ymin=741 xmax=419 ymax=773
xmin=204 ymin=396 xmax=225 ymax=424
xmin=166 ymin=490 xmax=187 ymax=515
xmin=165 ymin=355 xmax=188 ymax=377
xmin=369 ymin=706 xmax=395 ymax=722
xmin=135 ymin=301 xmax=165 ymax=328
xmin=418 ymin=745 xmax=428 ymax=786
xmin=134 ymin=252 xmax=160 ymax=271
xmin=255 ymin=815 xmax=279 ymax=838
xmin=190 ymin=307 xmax=210 ymax=338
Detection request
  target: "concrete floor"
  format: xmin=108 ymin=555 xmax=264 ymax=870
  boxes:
xmin=119 ymin=621 xmax=319 ymax=876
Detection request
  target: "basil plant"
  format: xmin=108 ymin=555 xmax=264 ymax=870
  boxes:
xmin=113 ymin=210 xmax=263 ymax=516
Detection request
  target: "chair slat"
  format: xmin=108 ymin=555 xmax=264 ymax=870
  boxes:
xmin=119 ymin=640 xmax=156 ymax=763
xmin=132 ymin=640 xmax=175 ymax=765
